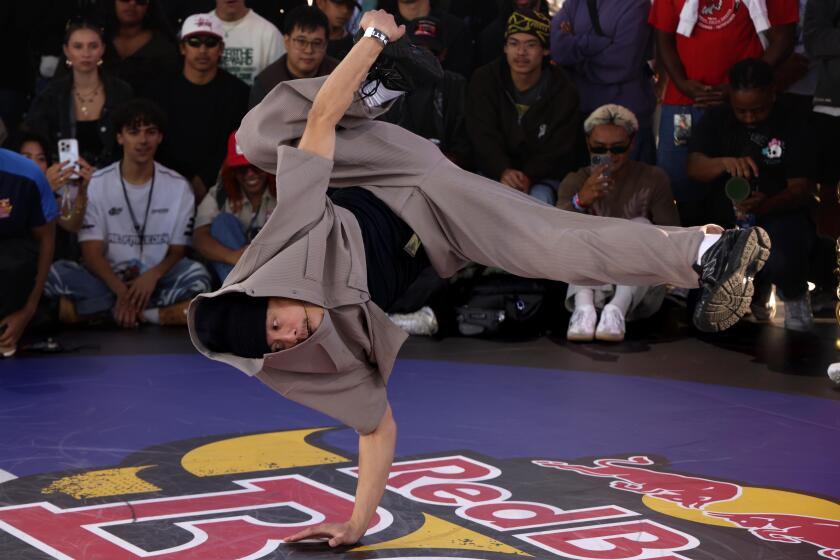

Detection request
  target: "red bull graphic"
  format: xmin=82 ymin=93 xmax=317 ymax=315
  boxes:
xmin=533 ymin=456 xmax=741 ymax=509
xmin=535 ymin=455 xmax=840 ymax=560
xmin=706 ymin=512 xmax=840 ymax=560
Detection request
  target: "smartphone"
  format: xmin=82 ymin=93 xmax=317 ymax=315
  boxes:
xmin=590 ymin=154 xmax=613 ymax=177
xmin=58 ymin=138 xmax=80 ymax=180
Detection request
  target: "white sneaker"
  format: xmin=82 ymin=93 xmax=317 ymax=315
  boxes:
xmin=0 ymin=345 xmax=16 ymax=358
xmin=828 ymin=363 xmax=840 ymax=385
xmin=781 ymin=293 xmax=814 ymax=332
xmin=595 ymin=304 xmax=626 ymax=342
xmin=388 ymin=306 xmax=438 ymax=336
xmin=567 ymin=306 xmax=597 ymax=342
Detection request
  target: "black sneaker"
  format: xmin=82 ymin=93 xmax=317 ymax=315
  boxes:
xmin=692 ymin=227 xmax=771 ymax=332
xmin=355 ymin=31 xmax=444 ymax=92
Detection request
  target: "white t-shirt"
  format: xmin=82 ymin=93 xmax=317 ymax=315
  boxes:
xmin=80 ymin=162 xmax=195 ymax=270
xmin=209 ymin=9 xmax=285 ymax=86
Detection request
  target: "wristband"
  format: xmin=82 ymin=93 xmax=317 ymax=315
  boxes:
xmin=354 ymin=26 xmax=389 ymax=47
xmin=571 ymin=193 xmax=587 ymax=212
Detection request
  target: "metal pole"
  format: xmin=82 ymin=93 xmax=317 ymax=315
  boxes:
xmin=828 ymin=182 xmax=840 ymax=383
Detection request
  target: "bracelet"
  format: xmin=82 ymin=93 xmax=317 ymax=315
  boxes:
xmin=354 ymin=26 xmax=389 ymax=47
xmin=571 ymin=193 xmax=588 ymax=212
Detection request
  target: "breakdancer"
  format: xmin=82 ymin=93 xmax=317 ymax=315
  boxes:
xmin=189 ymin=9 xmax=770 ymax=546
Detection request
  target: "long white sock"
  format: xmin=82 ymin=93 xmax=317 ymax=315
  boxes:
xmin=142 ymin=308 xmax=160 ymax=324
xmin=608 ymin=285 xmax=634 ymax=315
xmin=696 ymin=234 xmax=722 ymax=266
xmin=574 ymin=288 xmax=596 ymax=312
xmin=361 ymin=81 xmax=405 ymax=107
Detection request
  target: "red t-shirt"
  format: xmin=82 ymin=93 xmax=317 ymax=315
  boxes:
xmin=649 ymin=0 xmax=799 ymax=105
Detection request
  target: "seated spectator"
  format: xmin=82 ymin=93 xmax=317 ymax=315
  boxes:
xmin=687 ymin=59 xmax=817 ymax=331
xmin=250 ymin=5 xmax=339 ymax=107
xmin=44 ymin=99 xmax=211 ymax=327
xmin=649 ymin=0 xmax=798 ymax=226
xmin=24 ymin=18 xmax=134 ymax=169
xmin=379 ymin=16 xmax=472 ymax=168
xmin=466 ymin=8 xmax=583 ymax=206
xmin=805 ymin=0 xmax=840 ymax=193
xmin=143 ymin=13 xmax=249 ymax=201
xmin=101 ymin=0 xmax=180 ymax=93
xmin=193 ymin=131 xmax=276 ymax=282
xmin=558 ymin=105 xmax=680 ymax=342
xmin=314 ymin=0 xmax=358 ymax=60
xmin=0 ymin=148 xmax=57 ymax=357
xmin=13 ymin=131 xmax=94 ymax=261
xmin=551 ymin=0 xmax=657 ymax=164
xmin=207 ymin=0 xmax=285 ymax=85
xmin=388 ymin=0 xmax=474 ymax=77
xmin=475 ymin=0 xmax=548 ymax=70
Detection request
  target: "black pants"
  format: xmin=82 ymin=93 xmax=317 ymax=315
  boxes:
xmin=0 ymin=237 xmax=38 ymax=319
xmin=756 ymin=210 xmax=817 ymax=299
xmin=328 ymin=187 xmax=431 ymax=311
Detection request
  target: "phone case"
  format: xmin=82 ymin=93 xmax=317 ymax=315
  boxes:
xmin=58 ymin=139 xmax=80 ymax=180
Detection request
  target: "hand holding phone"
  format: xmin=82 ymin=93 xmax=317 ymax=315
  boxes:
xmin=58 ymin=139 xmax=80 ymax=180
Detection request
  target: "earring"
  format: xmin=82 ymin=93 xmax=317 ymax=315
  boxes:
xmin=96 ymin=59 xmax=103 ymax=67
xmin=65 ymin=59 xmax=72 ymax=67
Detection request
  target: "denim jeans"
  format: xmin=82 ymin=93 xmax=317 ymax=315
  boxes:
xmin=209 ymin=213 xmax=249 ymax=281
xmin=658 ymin=104 xmax=708 ymax=225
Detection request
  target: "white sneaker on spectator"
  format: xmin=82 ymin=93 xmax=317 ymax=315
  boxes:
xmin=388 ymin=306 xmax=438 ymax=336
xmin=0 ymin=345 xmax=15 ymax=358
xmin=782 ymin=293 xmax=814 ymax=332
xmin=567 ymin=306 xmax=597 ymax=342
xmin=595 ymin=304 xmax=626 ymax=342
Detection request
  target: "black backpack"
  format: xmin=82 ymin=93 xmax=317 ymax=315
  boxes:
xmin=453 ymin=267 xmax=548 ymax=337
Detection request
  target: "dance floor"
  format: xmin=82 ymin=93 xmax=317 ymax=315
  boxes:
xmin=1 ymin=313 xmax=838 ymax=560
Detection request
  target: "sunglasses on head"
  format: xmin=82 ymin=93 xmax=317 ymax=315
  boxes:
xmin=185 ymin=35 xmax=222 ymax=48
xmin=589 ymin=144 xmax=631 ymax=155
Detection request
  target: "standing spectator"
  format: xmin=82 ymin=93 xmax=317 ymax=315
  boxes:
xmin=687 ymin=59 xmax=817 ymax=331
xmin=143 ymin=14 xmax=250 ymax=201
xmin=13 ymin=131 xmax=94 ymax=262
xmin=475 ymin=0 xmax=548 ymax=70
xmin=805 ymin=0 xmax=840 ymax=191
xmin=208 ymin=0 xmax=286 ymax=85
xmin=250 ymin=5 xmax=339 ymax=107
xmin=551 ymin=0 xmax=657 ymax=164
xmin=650 ymin=0 xmax=798 ymax=226
xmin=466 ymin=9 xmax=582 ymax=206
xmin=0 ymin=148 xmax=57 ymax=357
xmin=388 ymin=0 xmax=474 ymax=77
xmin=44 ymin=99 xmax=212 ymax=327
xmin=102 ymin=0 xmax=180 ymax=93
xmin=558 ymin=105 xmax=680 ymax=342
xmin=314 ymin=0 xmax=359 ymax=60
xmin=380 ymin=16 xmax=472 ymax=168
xmin=24 ymin=18 xmax=134 ymax=169
xmin=193 ymin=132 xmax=276 ymax=282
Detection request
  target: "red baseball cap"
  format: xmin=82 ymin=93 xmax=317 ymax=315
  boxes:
xmin=225 ymin=131 xmax=250 ymax=168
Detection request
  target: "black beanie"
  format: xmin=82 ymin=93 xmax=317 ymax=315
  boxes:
xmin=194 ymin=293 xmax=271 ymax=358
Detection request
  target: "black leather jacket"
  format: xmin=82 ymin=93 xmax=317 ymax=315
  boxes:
xmin=24 ymin=74 xmax=134 ymax=168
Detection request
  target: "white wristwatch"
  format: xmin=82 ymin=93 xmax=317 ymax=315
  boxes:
xmin=361 ymin=26 xmax=389 ymax=47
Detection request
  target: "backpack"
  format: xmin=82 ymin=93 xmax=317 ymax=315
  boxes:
xmin=453 ymin=267 xmax=548 ymax=337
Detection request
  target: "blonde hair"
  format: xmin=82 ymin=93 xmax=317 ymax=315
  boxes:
xmin=584 ymin=104 xmax=639 ymax=136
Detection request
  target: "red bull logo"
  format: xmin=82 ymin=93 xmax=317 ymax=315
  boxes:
xmin=535 ymin=455 xmax=840 ymax=560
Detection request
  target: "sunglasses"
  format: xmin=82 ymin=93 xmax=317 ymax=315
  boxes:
xmin=185 ymin=36 xmax=222 ymax=48
xmin=589 ymin=144 xmax=631 ymax=155
xmin=117 ymin=0 xmax=150 ymax=5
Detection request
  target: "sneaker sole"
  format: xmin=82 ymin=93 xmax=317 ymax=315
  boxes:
xmin=693 ymin=228 xmax=771 ymax=333
xmin=567 ymin=332 xmax=595 ymax=342
xmin=595 ymin=331 xmax=625 ymax=342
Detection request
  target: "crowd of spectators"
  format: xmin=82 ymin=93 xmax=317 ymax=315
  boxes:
xmin=1 ymin=0 xmax=838 ymax=356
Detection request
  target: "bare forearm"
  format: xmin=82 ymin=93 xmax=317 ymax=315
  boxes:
xmin=310 ymin=39 xmax=384 ymax=128
xmin=761 ymin=24 xmax=796 ymax=68
xmin=687 ymin=153 xmax=725 ymax=182
xmin=150 ymin=246 xmax=186 ymax=279
xmin=27 ymin=223 xmax=56 ymax=311
xmin=193 ymin=227 xmax=243 ymax=265
xmin=351 ymin=405 xmax=396 ymax=533
xmin=82 ymin=245 xmax=125 ymax=294
xmin=656 ymin=31 xmax=689 ymax=88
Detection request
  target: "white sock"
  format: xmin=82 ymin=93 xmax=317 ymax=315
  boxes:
xmin=608 ymin=285 xmax=634 ymax=315
xmin=696 ymin=234 xmax=721 ymax=266
xmin=361 ymin=81 xmax=405 ymax=107
xmin=142 ymin=308 xmax=160 ymax=324
xmin=574 ymin=289 xmax=596 ymax=313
